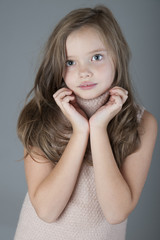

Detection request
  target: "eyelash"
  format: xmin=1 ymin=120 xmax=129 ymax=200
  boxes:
xmin=65 ymin=54 xmax=103 ymax=67
xmin=91 ymin=54 xmax=103 ymax=61
xmin=65 ymin=60 xmax=75 ymax=67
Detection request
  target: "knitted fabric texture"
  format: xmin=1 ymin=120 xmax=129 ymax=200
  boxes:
xmin=14 ymin=94 xmax=144 ymax=240
xmin=76 ymin=91 xmax=109 ymax=118
xmin=14 ymin=163 xmax=127 ymax=240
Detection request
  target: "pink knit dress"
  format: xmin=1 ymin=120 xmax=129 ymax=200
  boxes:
xmin=14 ymin=92 xmax=144 ymax=240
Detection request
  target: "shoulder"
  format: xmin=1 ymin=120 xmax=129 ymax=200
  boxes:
xmin=138 ymin=109 xmax=158 ymax=154
xmin=24 ymin=147 xmax=54 ymax=165
xmin=140 ymin=110 xmax=158 ymax=136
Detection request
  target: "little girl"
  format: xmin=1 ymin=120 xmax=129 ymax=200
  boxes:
xmin=14 ymin=5 xmax=157 ymax=240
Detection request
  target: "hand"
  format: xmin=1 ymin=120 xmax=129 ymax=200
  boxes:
xmin=53 ymin=88 xmax=89 ymax=134
xmin=89 ymin=86 xmax=128 ymax=129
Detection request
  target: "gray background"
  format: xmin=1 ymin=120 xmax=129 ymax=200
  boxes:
xmin=0 ymin=0 xmax=159 ymax=239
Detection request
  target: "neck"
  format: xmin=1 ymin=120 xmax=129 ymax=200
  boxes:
xmin=76 ymin=91 xmax=109 ymax=118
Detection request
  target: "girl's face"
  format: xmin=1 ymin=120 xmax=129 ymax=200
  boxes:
xmin=63 ymin=27 xmax=115 ymax=99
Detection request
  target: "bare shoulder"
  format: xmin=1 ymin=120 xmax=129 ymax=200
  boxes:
xmin=140 ymin=110 xmax=158 ymax=140
xmin=24 ymin=147 xmax=54 ymax=184
xmin=141 ymin=109 xmax=157 ymax=124
xmin=135 ymin=109 xmax=158 ymax=162
xmin=24 ymin=146 xmax=54 ymax=164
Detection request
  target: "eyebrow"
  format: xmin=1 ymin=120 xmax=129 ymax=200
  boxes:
xmin=88 ymin=48 xmax=107 ymax=54
xmin=67 ymin=49 xmax=107 ymax=59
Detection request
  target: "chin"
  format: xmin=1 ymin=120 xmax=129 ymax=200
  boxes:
xmin=77 ymin=93 xmax=98 ymax=100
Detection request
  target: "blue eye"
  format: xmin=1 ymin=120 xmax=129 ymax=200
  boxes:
xmin=92 ymin=54 xmax=103 ymax=61
xmin=66 ymin=60 xmax=75 ymax=67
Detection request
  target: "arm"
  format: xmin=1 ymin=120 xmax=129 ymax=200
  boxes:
xmin=25 ymin=131 xmax=88 ymax=223
xmin=89 ymin=87 xmax=157 ymax=224
xmin=25 ymin=88 xmax=89 ymax=223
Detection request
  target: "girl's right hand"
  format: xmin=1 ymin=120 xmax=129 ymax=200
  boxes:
xmin=53 ymin=88 xmax=89 ymax=134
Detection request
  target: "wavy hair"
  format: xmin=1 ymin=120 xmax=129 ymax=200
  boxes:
xmin=17 ymin=5 xmax=142 ymax=168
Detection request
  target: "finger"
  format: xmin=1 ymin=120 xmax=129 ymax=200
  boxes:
xmin=54 ymin=93 xmax=75 ymax=112
xmin=110 ymin=86 xmax=128 ymax=94
xmin=53 ymin=88 xmax=72 ymax=99
xmin=109 ymin=94 xmax=127 ymax=107
xmin=109 ymin=87 xmax=128 ymax=96
xmin=53 ymin=91 xmax=73 ymax=106
xmin=109 ymin=88 xmax=128 ymax=103
xmin=62 ymin=95 xmax=75 ymax=103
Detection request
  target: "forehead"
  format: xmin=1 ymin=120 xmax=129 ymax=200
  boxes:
xmin=66 ymin=27 xmax=107 ymax=56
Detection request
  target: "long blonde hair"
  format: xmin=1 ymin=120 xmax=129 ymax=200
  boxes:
xmin=17 ymin=5 xmax=142 ymax=168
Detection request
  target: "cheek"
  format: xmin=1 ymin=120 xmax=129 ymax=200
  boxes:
xmin=64 ymin=67 xmax=75 ymax=78
xmin=100 ymin=63 xmax=115 ymax=81
xmin=63 ymin=70 xmax=75 ymax=88
xmin=63 ymin=70 xmax=70 ymax=83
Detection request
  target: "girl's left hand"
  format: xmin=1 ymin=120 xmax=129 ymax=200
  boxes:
xmin=89 ymin=86 xmax=128 ymax=129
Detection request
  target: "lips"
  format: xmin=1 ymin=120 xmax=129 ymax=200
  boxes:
xmin=78 ymin=82 xmax=97 ymax=90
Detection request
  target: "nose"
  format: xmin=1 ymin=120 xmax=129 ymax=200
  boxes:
xmin=79 ymin=65 xmax=93 ymax=79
